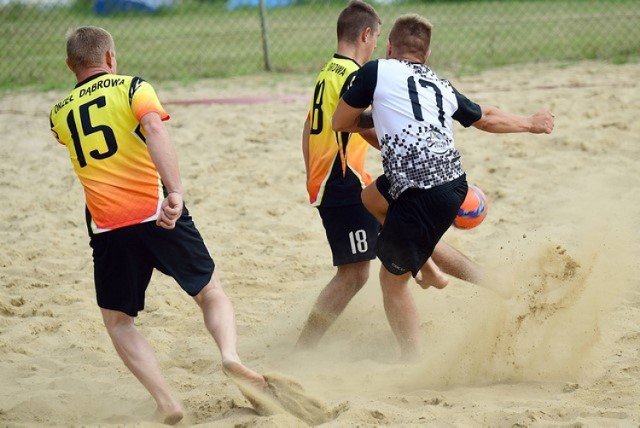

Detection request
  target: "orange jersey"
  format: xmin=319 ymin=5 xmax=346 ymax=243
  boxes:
xmin=50 ymin=73 xmax=169 ymax=234
xmin=306 ymin=54 xmax=372 ymax=207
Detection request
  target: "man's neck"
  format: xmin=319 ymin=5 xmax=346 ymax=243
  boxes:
xmin=336 ymin=42 xmax=369 ymax=66
xmin=392 ymin=54 xmax=425 ymax=64
xmin=76 ymin=65 xmax=111 ymax=83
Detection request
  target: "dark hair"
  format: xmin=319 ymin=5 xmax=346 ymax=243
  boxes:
xmin=337 ymin=0 xmax=381 ymax=43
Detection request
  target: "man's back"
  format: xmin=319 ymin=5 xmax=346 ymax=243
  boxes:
xmin=345 ymin=58 xmax=485 ymax=199
xmin=372 ymin=59 xmax=463 ymax=197
xmin=50 ymin=73 xmax=169 ymax=233
xmin=306 ymin=54 xmax=372 ymax=208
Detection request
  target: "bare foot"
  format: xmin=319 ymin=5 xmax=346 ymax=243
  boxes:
xmin=415 ymin=259 xmax=449 ymax=289
xmin=222 ymin=360 xmax=268 ymax=391
xmin=400 ymin=349 xmax=420 ymax=363
xmin=223 ymin=361 xmax=281 ymax=417
xmin=152 ymin=405 xmax=183 ymax=426
xmin=399 ymin=339 xmax=421 ymax=363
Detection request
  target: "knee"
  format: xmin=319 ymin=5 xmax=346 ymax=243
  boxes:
xmin=379 ymin=280 xmax=395 ymax=297
xmin=352 ymin=268 xmax=370 ymax=289
xmin=379 ymin=269 xmax=410 ymax=295
xmin=193 ymin=276 xmax=225 ymax=306
xmin=101 ymin=308 xmax=134 ymax=334
xmin=338 ymin=262 xmax=370 ymax=290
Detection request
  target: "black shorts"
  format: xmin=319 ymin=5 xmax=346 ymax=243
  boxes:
xmin=377 ymin=176 xmax=468 ymax=277
xmin=90 ymin=207 xmax=215 ymax=317
xmin=317 ymin=203 xmax=380 ymax=266
xmin=375 ymin=174 xmax=394 ymax=205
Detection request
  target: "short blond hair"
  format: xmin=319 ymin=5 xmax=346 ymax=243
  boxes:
xmin=66 ymin=26 xmax=115 ymax=72
xmin=388 ymin=14 xmax=432 ymax=61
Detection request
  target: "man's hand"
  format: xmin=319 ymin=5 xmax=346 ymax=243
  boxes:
xmin=156 ymin=192 xmax=183 ymax=230
xmin=529 ymin=110 xmax=555 ymax=134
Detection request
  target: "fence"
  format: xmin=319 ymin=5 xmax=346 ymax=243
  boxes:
xmin=1 ymin=0 xmax=639 ymax=92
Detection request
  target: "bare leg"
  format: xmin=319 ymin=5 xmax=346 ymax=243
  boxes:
xmin=296 ymin=261 xmax=370 ymax=350
xmin=361 ymin=182 xmax=387 ymax=225
xmin=193 ymin=270 xmax=267 ymax=390
xmin=415 ymin=258 xmax=449 ymax=289
xmin=379 ymin=266 xmax=421 ymax=361
xmin=431 ymin=240 xmax=483 ymax=284
xmin=101 ymin=308 xmax=184 ymax=425
xmin=363 ymin=180 xmax=483 ymax=285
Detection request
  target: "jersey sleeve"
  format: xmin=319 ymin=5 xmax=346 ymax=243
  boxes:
xmin=342 ymin=60 xmax=378 ymax=109
xmin=451 ymin=85 xmax=482 ymax=127
xmin=340 ymin=70 xmax=358 ymax=97
xmin=129 ymin=77 xmax=170 ymax=122
xmin=49 ymin=114 xmax=64 ymax=145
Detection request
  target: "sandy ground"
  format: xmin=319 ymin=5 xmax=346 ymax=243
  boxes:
xmin=1 ymin=60 xmax=639 ymax=426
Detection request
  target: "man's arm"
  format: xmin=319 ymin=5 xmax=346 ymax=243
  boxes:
xmin=302 ymin=117 xmax=311 ymax=182
xmin=332 ymin=99 xmax=370 ymax=134
xmin=332 ymin=100 xmax=378 ymax=148
xmin=473 ymin=105 xmax=555 ymax=134
xmin=359 ymin=127 xmax=379 ymax=149
xmin=141 ymin=112 xmax=184 ymax=229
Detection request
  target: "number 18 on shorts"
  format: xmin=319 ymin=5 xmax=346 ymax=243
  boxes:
xmin=318 ymin=203 xmax=380 ymax=266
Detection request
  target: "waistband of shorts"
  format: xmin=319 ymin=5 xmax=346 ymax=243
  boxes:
xmin=404 ymin=174 xmax=467 ymax=197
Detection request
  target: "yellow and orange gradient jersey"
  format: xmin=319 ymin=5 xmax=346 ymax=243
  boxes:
xmin=50 ymin=73 xmax=169 ymax=234
xmin=307 ymin=54 xmax=373 ymax=207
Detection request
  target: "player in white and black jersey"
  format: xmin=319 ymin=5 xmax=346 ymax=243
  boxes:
xmin=344 ymin=59 xmax=483 ymax=199
xmin=333 ymin=14 xmax=555 ymax=360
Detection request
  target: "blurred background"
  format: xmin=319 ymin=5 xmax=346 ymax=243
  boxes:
xmin=1 ymin=0 xmax=638 ymax=91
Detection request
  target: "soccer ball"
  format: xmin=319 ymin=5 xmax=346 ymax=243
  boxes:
xmin=453 ymin=184 xmax=488 ymax=230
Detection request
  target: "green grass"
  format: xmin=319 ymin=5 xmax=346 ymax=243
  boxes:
xmin=0 ymin=0 xmax=638 ymax=91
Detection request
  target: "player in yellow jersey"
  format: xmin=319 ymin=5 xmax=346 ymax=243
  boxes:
xmin=50 ymin=26 xmax=266 ymax=424
xmin=297 ymin=0 xmax=484 ymax=351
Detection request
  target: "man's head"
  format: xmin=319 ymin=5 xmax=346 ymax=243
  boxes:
xmin=66 ymin=26 xmax=116 ymax=76
xmin=337 ymin=0 xmax=381 ymax=60
xmin=387 ymin=14 xmax=432 ymax=63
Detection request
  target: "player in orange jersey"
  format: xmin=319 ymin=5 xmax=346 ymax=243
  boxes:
xmin=50 ymin=26 xmax=266 ymax=424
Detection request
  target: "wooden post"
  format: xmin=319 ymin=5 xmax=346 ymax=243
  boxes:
xmin=258 ymin=0 xmax=272 ymax=71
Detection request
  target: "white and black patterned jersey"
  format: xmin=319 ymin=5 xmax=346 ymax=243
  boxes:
xmin=342 ymin=59 xmax=482 ymax=199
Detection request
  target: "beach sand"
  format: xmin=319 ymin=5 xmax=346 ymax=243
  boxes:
xmin=1 ymin=61 xmax=639 ymax=426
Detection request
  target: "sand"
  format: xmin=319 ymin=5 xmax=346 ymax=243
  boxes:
xmin=1 ymin=60 xmax=639 ymax=426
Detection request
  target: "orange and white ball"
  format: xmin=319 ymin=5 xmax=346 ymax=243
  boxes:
xmin=453 ymin=184 xmax=488 ymax=230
